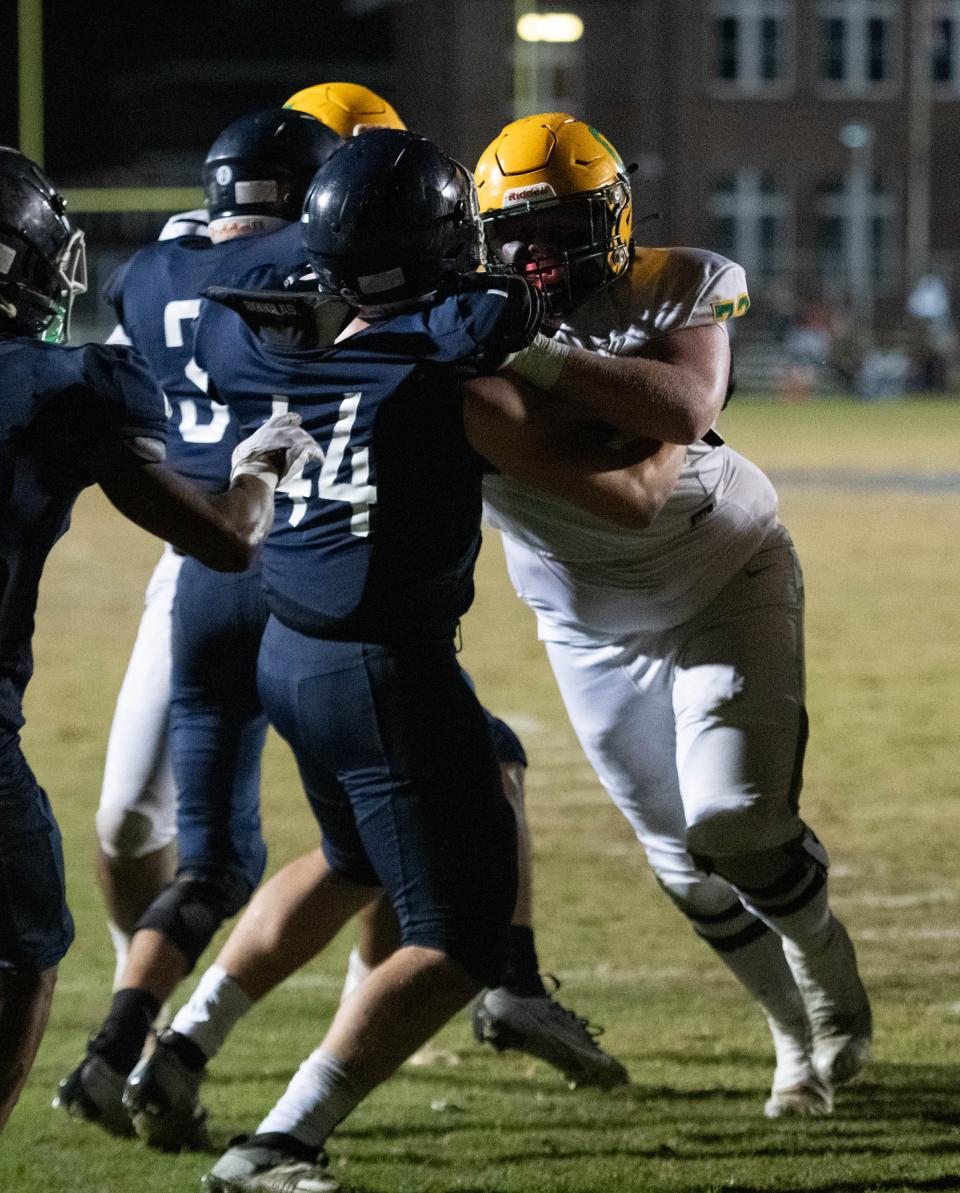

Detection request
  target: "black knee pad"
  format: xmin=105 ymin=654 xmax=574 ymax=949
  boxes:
xmin=134 ymin=870 xmax=253 ymax=970
xmin=702 ymin=828 xmax=828 ymax=915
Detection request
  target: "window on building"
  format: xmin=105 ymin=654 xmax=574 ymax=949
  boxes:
xmin=815 ymin=0 xmax=898 ymax=93
xmin=931 ymin=2 xmax=960 ymax=86
xmin=708 ymin=0 xmax=793 ymax=94
xmin=708 ymin=171 xmax=790 ymax=280
xmin=814 ymin=175 xmax=897 ymax=288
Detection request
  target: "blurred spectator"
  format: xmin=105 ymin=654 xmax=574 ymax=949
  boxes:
xmin=779 ymin=302 xmax=835 ymax=402
xmin=828 ymin=315 xmax=869 ymax=394
xmin=905 ymin=274 xmax=956 ymax=393
xmin=856 ymin=338 xmax=911 ymax=402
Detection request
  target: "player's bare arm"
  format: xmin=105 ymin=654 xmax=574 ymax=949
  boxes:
xmin=88 ymin=413 xmax=319 ymax=573
xmin=510 ymin=321 xmax=730 ymax=445
xmin=463 ymin=372 xmax=685 ymax=528
xmin=94 ymin=461 xmax=268 ymax=572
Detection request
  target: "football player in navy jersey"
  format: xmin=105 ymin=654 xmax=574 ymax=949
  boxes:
xmin=0 ymin=146 xmax=320 ymax=1135
xmin=123 ymin=130 xmax=677 ymax=1191
xmin=92 ymin=89 xmax=624 ymax=1110
xmin=55 ymin=108 xmax=343 ymax=1138
xmin=283 ymin=83 xmax=628 ymax=1093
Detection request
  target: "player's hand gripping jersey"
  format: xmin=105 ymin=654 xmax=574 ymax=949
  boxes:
xmin=483 ymin=247 xmax=779 ymax=637
xmin=0 ymin=341 xmax=167 ymax=734
xmin=195 ymin=272 xmax=533 ymax=643
xmin=104 ymin=222 xmax=307 ymax=490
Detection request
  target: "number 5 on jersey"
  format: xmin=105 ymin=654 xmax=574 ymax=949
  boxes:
xmin=163 ymin=299 xmax=231 ymax=444
xmin=271 ymin=394 xmax=376 ymax=537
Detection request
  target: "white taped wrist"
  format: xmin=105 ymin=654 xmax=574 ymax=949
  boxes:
xmin=503 ymin=332 xmax=572 ymax=391
xmin=230 ymin=461 xmax=279 ymax=495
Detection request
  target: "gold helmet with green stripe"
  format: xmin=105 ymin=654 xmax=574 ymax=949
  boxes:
xmin=284 ymin=82 xmax=405 ymax=138
xmin=474 ymin=113 xmax=632 ymax=314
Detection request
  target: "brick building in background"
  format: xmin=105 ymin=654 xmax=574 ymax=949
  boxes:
xmin=372 ymin=0 xmax=960 ymax=340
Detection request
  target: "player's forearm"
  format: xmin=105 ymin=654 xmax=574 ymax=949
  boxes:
xmin=554 ymin=352 xmax=720 ymax=443
xmin=200 ymin=476 xmax=277 ymax=568
xmin=97 ymin=465 xmax=272 ymax=572
xmin=545 ymin=438 xmax=685 ymax=529
xmin=464 ymin=375 xmax=683 ymax=529
xmin=505 ymin=323 xmax=729 ymax=444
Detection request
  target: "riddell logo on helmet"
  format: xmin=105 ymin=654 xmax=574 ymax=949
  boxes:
xmin=503 ymin=183 xmax=556 ymax=207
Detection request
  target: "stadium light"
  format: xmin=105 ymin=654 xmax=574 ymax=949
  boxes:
xmin=516 ymin=12 xmax=584 ymax=42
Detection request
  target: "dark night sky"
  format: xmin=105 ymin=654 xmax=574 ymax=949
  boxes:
xmin=1 ymin=1 xmax=392 ymax=183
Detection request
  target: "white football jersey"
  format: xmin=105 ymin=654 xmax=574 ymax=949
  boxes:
xmin=482 ymin=246 xmax=780 ymax=640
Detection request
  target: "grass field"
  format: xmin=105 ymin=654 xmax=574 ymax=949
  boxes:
xmin=2 ymin=397 xmax=960 ymax=1192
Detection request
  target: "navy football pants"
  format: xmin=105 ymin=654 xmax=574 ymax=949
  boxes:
xmin=257 ymin=616 xmax=518 ymax=988
xmin=170 ymin=559 xmax=268 ymax=894
xmin=0 ymin=735 xmax=74 ymax=971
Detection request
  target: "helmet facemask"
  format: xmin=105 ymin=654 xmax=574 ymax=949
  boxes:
xmin=482 ymin=179 xmax=631 ymax=316
xmin=42 ymin=226 xmax=87 ymax=342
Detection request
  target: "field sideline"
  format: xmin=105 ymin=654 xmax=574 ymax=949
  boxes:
xmin=2 ymin=397 xmax=959 ymax=1193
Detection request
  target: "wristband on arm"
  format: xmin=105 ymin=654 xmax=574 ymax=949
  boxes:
xmin=502 ymin=332 xmax=572 ymax=391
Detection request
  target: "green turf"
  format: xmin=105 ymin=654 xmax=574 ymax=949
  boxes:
xmin=3 ymin=397 xmax=960 ymax=1191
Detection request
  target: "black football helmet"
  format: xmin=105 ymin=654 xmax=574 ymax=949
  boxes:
xmin=302 ymin=128 xmax=486 ymax=306
xmin=202 ymin=108 xmax=343 ymax=224
xmin=0 ymin=147 xmax=87 ymax=341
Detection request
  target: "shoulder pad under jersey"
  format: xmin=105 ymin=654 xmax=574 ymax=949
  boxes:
xmin=629 ymin=247 xmax=750 ymax=332
xmin=159 ymin=208 xmax=210 ymax=241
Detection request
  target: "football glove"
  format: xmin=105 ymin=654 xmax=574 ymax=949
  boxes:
xmin=230 ymin=412 xmax=323 ymax=492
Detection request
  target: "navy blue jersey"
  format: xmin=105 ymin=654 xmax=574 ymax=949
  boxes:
xmin=0 ymin=339 xmax=167 ymax=734
xmin=104 ymin=221 xmax=308 ymax=489
xmin=195 ymin=276 xmax=517 ymax=642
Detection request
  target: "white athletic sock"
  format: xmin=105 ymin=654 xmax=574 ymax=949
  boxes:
xmin=257 ymin=1049 xmax=369 ymax=1149
xmin=741 ymin=881 xmax=834 ymax=957
xmin=107 ymin=920 xmax=131 ymax=992
xmin=168 ymin=964 xmax=252 ymax=1061
xmin=339 ymin=947 xmax=373 ymax=1003
xmin=711 ymin=927 xmax=813 ymax=1087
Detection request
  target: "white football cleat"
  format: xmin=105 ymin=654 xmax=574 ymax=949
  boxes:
xmin=472 ymin=981 xmax=629 ymax=1089
xmin=763 ymin=1012 xmax=832 ymax=1117
xmin=764 ymin=1075 xmax=833 ymax=1118
xmin=810 ymin=1008 xmax=873 ymax=1087
xmin=202 ymin=1134 xmax=340 ymax=1193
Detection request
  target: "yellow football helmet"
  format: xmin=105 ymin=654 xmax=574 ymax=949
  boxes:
xmin=474 ymin=113 xmax=632 ymax=313
xmin=284 ymin=82 xmax=406 ymax=138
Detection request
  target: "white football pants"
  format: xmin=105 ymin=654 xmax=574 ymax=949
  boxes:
xmin=541 ymin=526 xmax=807 ymax=908
xmin=95 ymin=546 xmax=182 ymax=859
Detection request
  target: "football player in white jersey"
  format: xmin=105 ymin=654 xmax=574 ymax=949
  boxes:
xmin=470 ymin=113 xmax=872 ymax=1118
